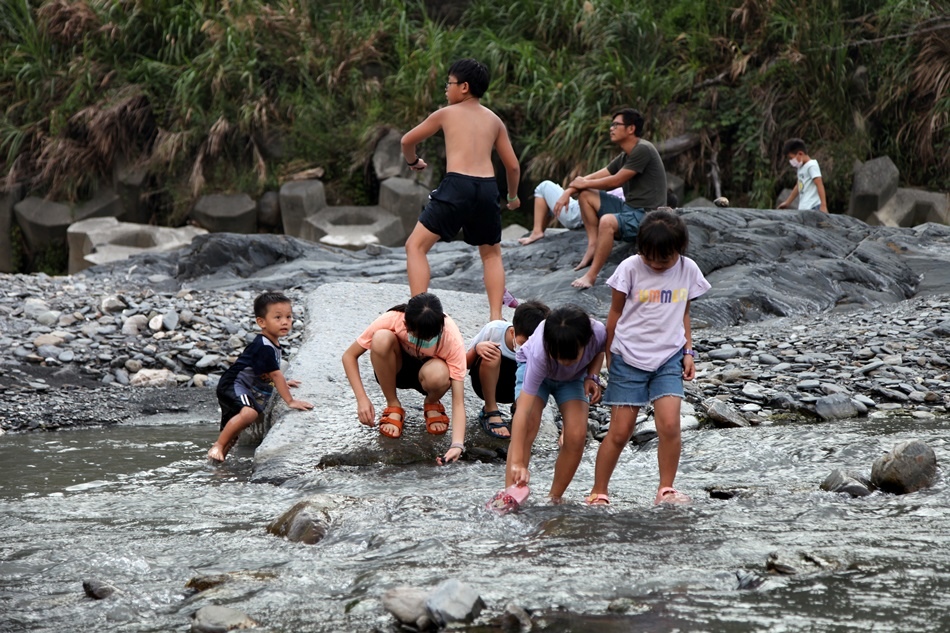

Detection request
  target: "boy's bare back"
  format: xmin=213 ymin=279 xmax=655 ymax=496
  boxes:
xmin=437 ymin=100 xmax=505 ymax=177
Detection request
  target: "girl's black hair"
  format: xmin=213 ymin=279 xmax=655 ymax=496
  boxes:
xmin=637 ymin=209 xmax=689 ymax=262
xmin=388 ymin=293 xmax=445 ymax=342
xmin=542 ymin=305 xmax=593 ymax=362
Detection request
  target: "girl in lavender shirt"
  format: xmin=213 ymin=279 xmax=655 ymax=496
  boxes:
xmin=506 ymin=306 xmax=606 ymax=503
xmin=587 ymin=210 xmax=711 ymax=506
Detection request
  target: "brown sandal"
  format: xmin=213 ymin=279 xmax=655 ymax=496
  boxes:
xmin=423 ymin=402 xmax=449 ymax=435
xmin=378 ymin=406 xmax=405 ymax=438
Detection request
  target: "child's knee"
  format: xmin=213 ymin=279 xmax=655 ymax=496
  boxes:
xmin=419 ymin=360 xmax=450 ymax=392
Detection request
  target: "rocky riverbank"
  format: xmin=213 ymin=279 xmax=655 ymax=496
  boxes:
xmin=2 ymin=208 xmax=949 ymax=434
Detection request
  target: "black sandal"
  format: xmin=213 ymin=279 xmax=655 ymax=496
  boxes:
xmin=478 ymin=408 xmax=510 ymax=439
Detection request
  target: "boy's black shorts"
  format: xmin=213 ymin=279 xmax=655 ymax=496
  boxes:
xmin=374 ymin=353 xmax=431 ymax=395
xmin=216 ymin=382 xmax=267 ymax=430
xmin=469 ymin=355 xmax=517 ymax=403
xmin=419 ymin=173 xmax=501 ymax=246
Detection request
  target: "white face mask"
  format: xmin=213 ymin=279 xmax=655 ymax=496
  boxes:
xmin=789 ymin=158 xmax=802 ymax=169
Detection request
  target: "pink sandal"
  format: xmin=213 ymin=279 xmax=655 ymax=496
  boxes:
xmin=486 ymin=484 xmax=530 ymax=515
xmin=654 ymin=487 xmax=691 ymax=505
xmin=585 ymin=493 xmax=611 ymax=506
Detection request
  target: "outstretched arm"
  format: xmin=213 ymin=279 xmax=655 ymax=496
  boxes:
xmin=438 ymin=378 xmax=467 ymax=464
xmin=604 ymin=289 xmax=626 ymax=370
xmin=401 ymin=111 xmax=444 ymax=171
xmin=268 ymin=369 xmax=314 ymax=410
xmin=342 ymin=341 xmax=375 ymax=425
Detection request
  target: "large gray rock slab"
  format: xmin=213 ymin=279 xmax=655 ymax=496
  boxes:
xmin=849 ymin=156 xmax=899 ymax=221
xmin=870 ymin=440 xmax=937 ymax=494
xmin=877 ymin=188 xmax=949 ymax=228
xmin=251 ymin=282 xmax=521 ymax=485
xmin=379 ymin=177 xmax=430 ymax=238
xmin=191 ymin=193 xmax=257 ymax=234
xmin=0 ymin=186 xmax=24 ymax=272
xmin=279 ymin=180 xmax=327 ymax=238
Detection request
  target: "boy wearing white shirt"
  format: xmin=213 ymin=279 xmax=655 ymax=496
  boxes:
xmin=778 ymin=138 xmax=828 ymax=213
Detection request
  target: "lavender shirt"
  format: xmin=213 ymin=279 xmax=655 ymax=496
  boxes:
xmin=607 ymin=254 xmax=711 ymax=371
xmin=515 ymin=318 xmax=607 ymax=397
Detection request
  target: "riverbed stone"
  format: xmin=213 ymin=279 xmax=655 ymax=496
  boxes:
xmin=190 ymin=605 xmax=257 ymax=633
xmin=870 ymin=440 xmax=937 ymax=494
xmin=130 ymin=368 xmax=177 ymax=387
xmin=82 ymin=578 xmax=117 ymax=599
xmin=702 ymin=399 xmax=750 ymax=428
xmin=425 ymin=579 xmax=485 ymax=628
xmin=820 ymin=468 xmax=872 ymax=497
xmin=266 ymin=500 xmax=330 ymax=544
xmin=381 ymin=586 xmax=431 ymax=630
xmin=814 ymin=393 xmax=862 ymax=420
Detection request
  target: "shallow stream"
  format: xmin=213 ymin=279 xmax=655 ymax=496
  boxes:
xmin=1 ymin=412 xmax=948 ymax=632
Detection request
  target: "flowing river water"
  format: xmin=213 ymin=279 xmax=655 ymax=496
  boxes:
xmin=1 ymin=410 xmax=948 ymax=632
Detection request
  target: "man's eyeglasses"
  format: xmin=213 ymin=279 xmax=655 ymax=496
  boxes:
xmin=609 ymin=121 xmax=628 ymax=128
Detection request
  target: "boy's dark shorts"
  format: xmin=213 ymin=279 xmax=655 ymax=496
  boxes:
xmin=419 ymin=173 xmax=501 ymax=246
xmin=470 ymin=355 xmax=517 ymax=403
xmin=375 ymin=353 xmax=432 ymax=395
xmin=216 ymin=384 xmax=267 ymax=430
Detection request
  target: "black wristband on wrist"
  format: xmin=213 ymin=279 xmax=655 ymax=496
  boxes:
xmin=407 ymin=157 xmax=421 ymax=166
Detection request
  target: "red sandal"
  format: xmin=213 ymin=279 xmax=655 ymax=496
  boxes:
xmin=378 ymin=406 xmax=405 ymax=438
xmin=423 ymin=401 xmax=449 ymax=435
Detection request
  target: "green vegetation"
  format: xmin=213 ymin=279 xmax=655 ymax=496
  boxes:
xmin=1 ymin=0 xmax=947 ymax=225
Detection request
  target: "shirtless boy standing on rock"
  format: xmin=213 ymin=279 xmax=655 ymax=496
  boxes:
xmin=401 ymin=58 xmax=521 ymax=322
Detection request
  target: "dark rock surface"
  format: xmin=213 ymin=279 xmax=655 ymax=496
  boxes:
xmin=82 ymin=208 xmax=950 ymax=329
xmin=870 ymin=440 xmax=938 ymax=494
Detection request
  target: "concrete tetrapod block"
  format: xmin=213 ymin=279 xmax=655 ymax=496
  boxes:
xmin=372 ymin=128 xmax=414 ymax=181
xmin=300 ymin=205 xmax=404 ymax=249
xmin=666 ymin=173 xmax=685 ymax=207
xmin=875 ymin=188 xmax=950 ymax=228
xmin=67 ymin=216 xmax=207 ymax=273
xmin=0 ymin=186 xmax=24 ymax=272
xmin=378 ymin=177 xmax=430 ymax=238
xmin=190 ymin=193 xmax=257 ymax=234
xmin=279 ymin=180 xmax=327 ymax=238
xmin=849 ymin=156 xmax=899 ymax=221
xmin=114 ymin=163 xmax=150 ymax=224
xmin=14 ymin=189 xmax=122 ymax=253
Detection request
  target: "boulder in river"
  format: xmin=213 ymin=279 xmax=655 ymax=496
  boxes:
xmin=190 ymin=605 xmax=257 ymax=632
xmin=870 ymin=440 xmax=937 ymax=494
xmin=82 ymin=578 xmax=117 ymax=599
xmin=266 ymin=500 xmax=330 ymax=544
xmin=820 ymin=468 xmax=872 ymax=497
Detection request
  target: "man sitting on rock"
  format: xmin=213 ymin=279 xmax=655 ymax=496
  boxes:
xmin=554 ymin=108 xmax=667 ymax=289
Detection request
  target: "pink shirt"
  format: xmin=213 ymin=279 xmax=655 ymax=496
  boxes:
xmin=356 ymin=311 xmax=467 ymax=381
xmin=606 ymin=255 xmax=710 ymax=371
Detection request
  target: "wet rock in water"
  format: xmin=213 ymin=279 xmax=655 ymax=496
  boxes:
xmin=185 ymin=570 xmax=279 ymax=594
xmin=870 ymin=440 xmax=937 ymax=494
xmin=425 ymin=579 xmax=485 ymax=628
xmin=814 ymin=393 xmax=863 ymax=421
xmin=735 ymin=570 xmax=769 ymax=591
xmin=499 ymin=602 xmax=533 ymax=631
xmin=766 ymin=551 xmax=836 ymax=576
xmin=820 ymin=468 xmax=872 ymax=497
xmin=82 ymin=578 xmax=117 ymax=599
xmin=702 ymin=398 xmax=750 ymax=428
xmin=267 ymin=500 xmax=330 ymax=544
xmin=190 ymin=605 xmax=257 ymax=632
xmin=381 ymin=586 xmax=432 ymax=631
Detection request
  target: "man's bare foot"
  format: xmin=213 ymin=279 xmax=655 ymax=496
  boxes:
xmin=571 ymin=274 xmax=595 ymax=289
xmin=207 ymin=444 xmax=226 ymax=462
xmin=518 ymin=232 xmax=544 ymax=245
xmin=573 ymin=252 xmax=594 ymax=271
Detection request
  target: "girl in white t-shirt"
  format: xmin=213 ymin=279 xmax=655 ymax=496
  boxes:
xmin=587 ymin=209 xmax=711 ymax=506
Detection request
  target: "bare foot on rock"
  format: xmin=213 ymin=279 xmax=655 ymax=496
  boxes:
xmin=571 ymin=274 xmax=595 ymax=289
xmin=573 ymin=252 xmax=594 ymax=271
xmin=207 ymin=444 xmax=226 ymax=463
xmin=518 ymin=232 xmax=545 ymax=245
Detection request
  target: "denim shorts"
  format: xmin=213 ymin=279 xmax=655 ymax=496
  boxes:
xmin=514 ymin=362 xmax=588 ymax=406
xmin=597 ymin=192 xmax=646 ymax=242
xmin=602 ymin=352 xmax=684 ymax=407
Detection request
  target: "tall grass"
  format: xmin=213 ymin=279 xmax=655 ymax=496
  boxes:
xmin=0 ymin=0 xmax=946 ymax=228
